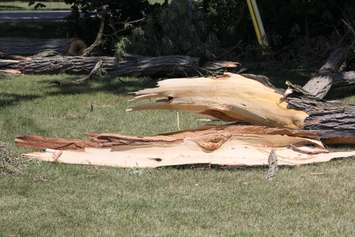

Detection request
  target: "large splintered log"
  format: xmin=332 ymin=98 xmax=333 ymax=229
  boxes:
xmin=16 ymin=125 xmax=355 ymax=168
xmin=16 ymin=73 xmax=355 ymax=168
xmin=129 ymin=73 xmax=355 ymax=144
xmin=0 ymin=55 xmax=200 ymax=77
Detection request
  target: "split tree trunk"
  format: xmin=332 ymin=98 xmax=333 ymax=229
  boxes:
xmin=129 ymin=73 xmax=355 ymax=144
xmin=15 ymin=72 xmax=355 ymax=168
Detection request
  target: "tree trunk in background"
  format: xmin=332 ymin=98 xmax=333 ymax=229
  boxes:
xmin=302 ymin=48 xmax=355 ymax=99
xmin=0 ymin=55 xmax=200 ymax=77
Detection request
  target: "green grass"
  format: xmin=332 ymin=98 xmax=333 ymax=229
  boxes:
xmin=0 ymin=1 xmax=70 ymax=11
xmin=0 ymin=74 xmax=354 ymax=236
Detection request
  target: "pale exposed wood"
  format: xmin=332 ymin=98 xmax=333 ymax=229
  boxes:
xmin=16 ymin=125 xmax=320 ymax=150
xmin=129 ymin=73 xmax=308 ymax=129
xmin=19 ymin=126 xmax=351 ymax=168
xmin=22 ymin=142 xmax=355 ymax=169
xmin=17 ymin=121 xmax=355 ymax=169
xmin=0 ymin=69 xmax=22 ymax=75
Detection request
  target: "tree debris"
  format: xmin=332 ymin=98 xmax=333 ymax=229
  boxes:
xmin=17 ymin=125 xmax=355 ymax=169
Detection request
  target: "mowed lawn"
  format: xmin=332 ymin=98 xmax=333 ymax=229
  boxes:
xmin=0 ymin=74 xmax=354 ymax=236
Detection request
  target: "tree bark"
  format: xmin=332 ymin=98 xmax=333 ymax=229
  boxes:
xmin=0 ymin=55 xmax=241 ymax=77
xmin=286 ymin=90 xmax=355 ymax=144
xmin=129 ymin=73 xmax=355 ymax=144
xmin=302 ymin=48 xmax=355 ymax=99
xmin=0 ymin=55 xmax=200 ymax=77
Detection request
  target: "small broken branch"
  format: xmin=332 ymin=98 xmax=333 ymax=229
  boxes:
xmin=82 ymin=7 xmax=107 ymax=56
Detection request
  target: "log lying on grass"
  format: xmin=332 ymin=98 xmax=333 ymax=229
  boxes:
xmin=0 ymin=55 xmax=200 ymax=76
xmin=0 ymin=54 xmax=240 ymax=77
xmin=16 ymin=73 xmax=355 ymax=169
xmin=129 ymin=73 xmax=355 ymax=144
xmin=17 ymin=125 xmax=355 ymax=168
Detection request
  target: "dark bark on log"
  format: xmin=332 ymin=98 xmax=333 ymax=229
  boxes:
xmin=287 ymin=95 xmax=355 ymax=144
xmin=111 ymin=55 xmax=200 ymax=77
xmin=0 ymin=55 xmax=200 ymax=77
xmin=0 ymin=55 xmax=239 ymax=77
xmin=302 ymin=48 xmax=347 ymax=99
xmin=5 ymin=56 xmax=116 ymax=74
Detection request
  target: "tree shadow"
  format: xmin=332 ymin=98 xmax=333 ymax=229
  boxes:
xmin=42 ymin=77 xmax=157 ymax=97
xmin=0 ymin=93 xmax=41 ymax=107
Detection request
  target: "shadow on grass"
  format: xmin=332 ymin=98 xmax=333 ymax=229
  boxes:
xmin=0 ymin=76 xmax=156 ymax=109
xmin=42 ymin=77 xmax=157 ymax=97
xmin=0 ymin=93 xmax=41 ymax=107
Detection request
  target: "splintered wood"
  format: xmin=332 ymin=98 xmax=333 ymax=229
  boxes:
xmin=128 ymin=73 xmax=308 ymax=129
xmin=16 ymin=73 xmax=354 ymax=169
xmin=18 ymin=125 xmax=355 ymax=168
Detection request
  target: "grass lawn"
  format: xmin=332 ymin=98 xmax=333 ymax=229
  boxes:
xmin=0 ymin=73 xmax=354 ymax=236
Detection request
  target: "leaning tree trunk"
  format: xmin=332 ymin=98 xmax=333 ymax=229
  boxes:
xmin=302 ymin=47 xmax=355 ymax=99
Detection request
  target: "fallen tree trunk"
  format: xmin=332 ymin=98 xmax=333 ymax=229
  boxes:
xmin=129 ymin=73 xmax=355 ymax=144
xmin=0 ymin=55 xmax=201 ymax=77
xmin=0 ymin=53 xmax=241 ymax=77
xmin=16 ymin=73 xmax=355 ymax=169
